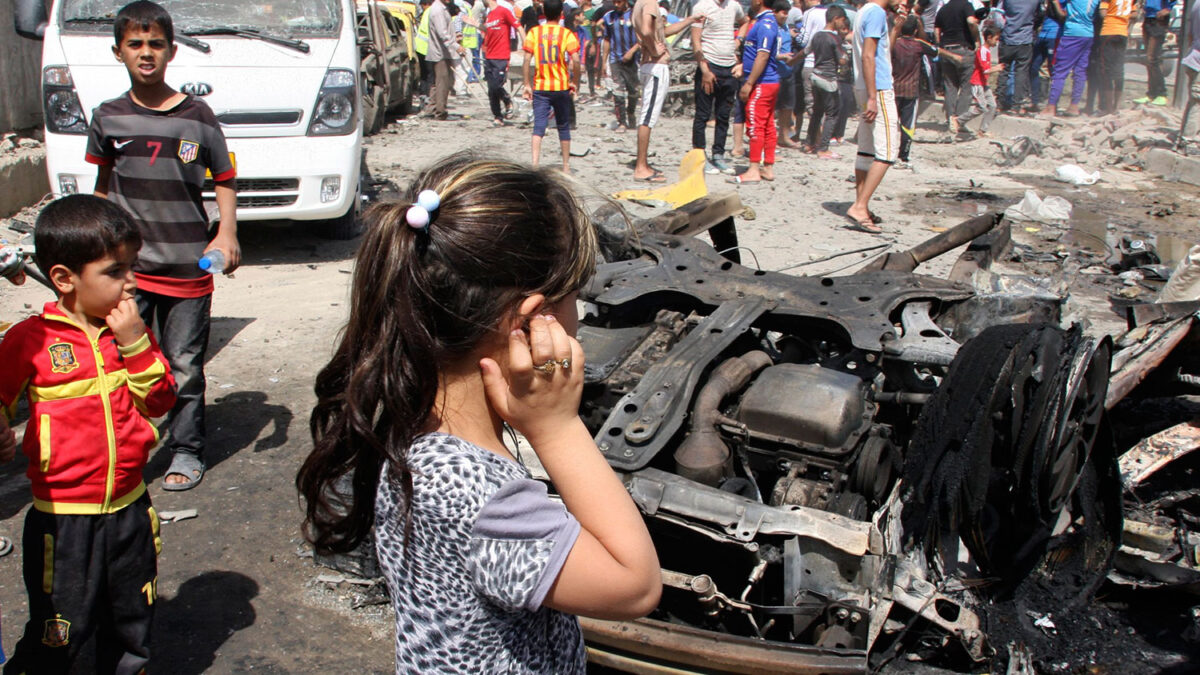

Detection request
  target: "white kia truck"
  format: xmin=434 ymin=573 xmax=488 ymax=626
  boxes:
xmin=16 ymin=0 xmax=365 ymax=238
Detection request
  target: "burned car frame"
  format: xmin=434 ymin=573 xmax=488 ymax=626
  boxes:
xmin=569 ymin=194 xmax=1138 ymax=673
xmin=301 ymin=192 xmax=1199 ymax=672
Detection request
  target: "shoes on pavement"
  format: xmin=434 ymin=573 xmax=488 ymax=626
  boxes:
xmin=1133 ymin=95 xmax=1151 ymax=104
xmin=706 ymin=154 xmax=735 ymax=175
xmin=1151 ymin=96 xmax=1169 ymax=106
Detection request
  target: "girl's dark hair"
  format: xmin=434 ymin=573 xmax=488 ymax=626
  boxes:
xmin=297 ymin=153 xmax=597 ymax=554
xmin=115 ymin=0 xmax=174 ymax=44
xmin=34 ymin=194 xmax=142 ymax=278
xmin=901 ymin=15 xmax=921 ymax=36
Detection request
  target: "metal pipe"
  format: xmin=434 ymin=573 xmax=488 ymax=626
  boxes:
xmin=862 ymin=212 xmax=1001 ymax=273
xmin=673 ymin=351 xmax=773 ymax=486
xmin=872 ymin=392 xmax=932 ymax=404
xmin=580 ymin=617 xmax=869 ymax=674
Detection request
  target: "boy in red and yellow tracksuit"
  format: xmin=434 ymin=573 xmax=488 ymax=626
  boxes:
xmin=0 ymin=194 xmax=176 ymax=674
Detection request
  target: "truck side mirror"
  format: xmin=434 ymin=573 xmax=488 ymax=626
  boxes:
xmin=14 ymin=0 xmax=49 ymax=40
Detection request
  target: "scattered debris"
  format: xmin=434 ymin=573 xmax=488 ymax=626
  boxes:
xmin=991 ymin=135 xmax=1044 ymax=167
xmin=1004 ymin=190 xmax=1073 ymax=224
xmin=158 ymin=509 xmax=198 ymax=523
xmin=1055 ymin=164 xmax=1101 ymax=185
xmin=1028 ymin=612 xmax=1058 ymax=634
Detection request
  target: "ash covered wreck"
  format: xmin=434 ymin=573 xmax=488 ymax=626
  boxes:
xmin=567 ymin=194 xmax=1200 ymax=673
xmin=309 ymin=193 xmax=1200 ymax=672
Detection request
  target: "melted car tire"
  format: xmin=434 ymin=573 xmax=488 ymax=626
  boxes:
xmin=901 ymin=323 xmax=1117 ymax=592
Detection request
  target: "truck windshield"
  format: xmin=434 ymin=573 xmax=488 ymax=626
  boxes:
xmin=60 ymin=0 xmax=343 ymax=37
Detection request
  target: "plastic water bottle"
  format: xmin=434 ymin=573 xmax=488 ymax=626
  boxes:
xmin=0 ymin=246 xmax=23 ymax=281
xmin=198 ymin=250 xmax=226 ymax=274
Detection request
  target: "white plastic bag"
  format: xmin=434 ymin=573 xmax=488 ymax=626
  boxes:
xmin=1158 ymin=244 xmax=1200 ymax=302
xmin=1003 ymin=190 xmax=1074 ymax=224
xmin=1054 ymin=164 xmax=1101 ymax=185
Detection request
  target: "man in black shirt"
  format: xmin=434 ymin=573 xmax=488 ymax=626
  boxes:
xmin=521 ymin=0 xmax=543 ymax=31
xmin=934 ymin=0 xmax=979 ymax=134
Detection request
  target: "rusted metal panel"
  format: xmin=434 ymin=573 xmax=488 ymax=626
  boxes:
xmin=1106 ymin=317 xmax=1196 ymax=408
xmin=640 ymin=191 xmax=746 ymax=238
xmin=947 ymin=220 xmax=1013 ymax=283
xmin=1125 ymin=300 xmax=1200 ymax=329
xmin=1118 ymin=418 xmax=1200 ymax=488
xmin=580 ymin=617 xmax=868 ymax=674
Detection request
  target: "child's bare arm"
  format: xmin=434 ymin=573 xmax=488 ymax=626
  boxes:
xmin=523 ymin=50 xmax=534 ymax=100
xmin=93 ymin=164 xmax=113 ymax=197
xmin=207 ymin=181 xmax=241 ymax=273
xmin=0 ymin=415 xmax=16 ymax=463
xmin=480 ymin=315 xmax=661 ymax=620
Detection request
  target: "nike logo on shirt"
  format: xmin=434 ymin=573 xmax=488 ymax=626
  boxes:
xmin=114 ymin=139 xmax=134 ymax=149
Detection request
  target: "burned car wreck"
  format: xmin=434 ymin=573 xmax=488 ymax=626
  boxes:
xmin=306 ymin=193 xmax=1199 ymax=672
xmin=564 ymin=194 xmax=1198 ymax=673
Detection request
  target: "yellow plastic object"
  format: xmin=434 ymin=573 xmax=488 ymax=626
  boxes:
xmin=612 ymin=149 xmax=708 ymax=209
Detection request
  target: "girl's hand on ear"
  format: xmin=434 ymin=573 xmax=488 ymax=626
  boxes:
xmin=479 ymin=314 xmax=585 ymax=444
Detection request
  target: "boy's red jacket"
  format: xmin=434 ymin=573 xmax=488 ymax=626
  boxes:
xmin=0 ymin=302 xmax=176 ymax=514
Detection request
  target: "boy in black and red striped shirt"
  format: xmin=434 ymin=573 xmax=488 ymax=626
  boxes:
xmin=85 ymin=0 xmax=237 ymax=491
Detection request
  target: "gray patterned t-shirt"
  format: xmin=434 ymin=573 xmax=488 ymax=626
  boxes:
xmin=375 ymin=433 xmax=585 ymax=674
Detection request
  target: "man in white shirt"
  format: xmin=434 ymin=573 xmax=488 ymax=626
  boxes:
xmin=692 ymin=0 xmax=747 ymax=174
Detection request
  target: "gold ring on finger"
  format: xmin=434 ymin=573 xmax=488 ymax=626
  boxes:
xmin=533 ymin=360 xmax=558 ymax=375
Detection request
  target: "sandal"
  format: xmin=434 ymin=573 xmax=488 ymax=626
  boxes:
xmin=162 ymin=451 xmax=206 ymax=492
xmin=727 ymin=175 xmax=762 ymax=184
xmin=844 ymin=214 xmax=883 ymax=234
xmin=634 ymin=171 xmax=667 ymax=183
xmin=869 ymin=211 xmax=883 ymax=224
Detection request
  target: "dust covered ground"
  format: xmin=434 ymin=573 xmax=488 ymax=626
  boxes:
xmin=1 ymin=83 xmax=1199 ymax=672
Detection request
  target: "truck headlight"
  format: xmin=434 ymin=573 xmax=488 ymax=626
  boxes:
xmin=43 ymin=66 xmax=87 ymax=134
xmin=307 ymin=69 xmax=357 ymax=136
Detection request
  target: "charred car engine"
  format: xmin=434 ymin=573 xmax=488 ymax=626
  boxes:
xmin=571 ymin=203 xmax=1118 ymax=672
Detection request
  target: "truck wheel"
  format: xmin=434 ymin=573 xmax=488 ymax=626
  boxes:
xmin=361 ymin=76 xmax=384 ymax=135
xmin=317 ymin=202 xmax=364 ymax=240
xmin=900 ymin=323 xmax=1116 ymax=592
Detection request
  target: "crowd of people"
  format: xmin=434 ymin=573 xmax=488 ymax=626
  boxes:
xmin=405 ymin=0 xmax=1195 ymax=227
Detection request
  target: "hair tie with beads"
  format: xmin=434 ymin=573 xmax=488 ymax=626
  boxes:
xmin=406 ymin=189 xmax=441 ymax=232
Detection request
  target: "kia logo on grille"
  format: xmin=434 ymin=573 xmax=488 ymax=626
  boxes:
xmin=182 ymin=82 xmax=213 ymax=96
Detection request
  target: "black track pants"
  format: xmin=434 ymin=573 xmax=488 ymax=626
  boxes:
xmin=4 ymin=493 xmax=160 ymax=675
